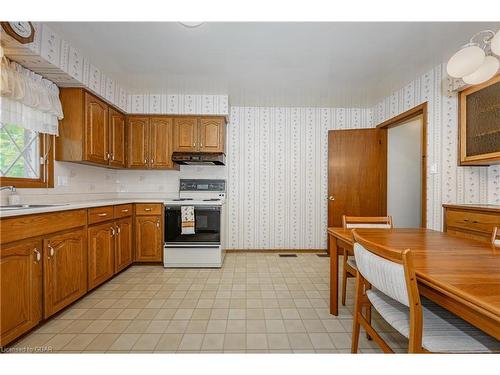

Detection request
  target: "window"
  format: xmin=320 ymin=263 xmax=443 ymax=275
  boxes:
xmin=0 ymin=123 xmax=54 ymax=188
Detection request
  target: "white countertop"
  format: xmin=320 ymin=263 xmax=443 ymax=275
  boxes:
xmin=0 ymin=199 xmax=166 ymax=218
xmin=0 ymin=198 xmax=226 ymax=218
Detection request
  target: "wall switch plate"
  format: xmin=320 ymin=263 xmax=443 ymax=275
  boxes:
xmin=430 ymin=163 xmax=439 ymax=174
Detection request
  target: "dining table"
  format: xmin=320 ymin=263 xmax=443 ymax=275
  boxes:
xmin=327 ymin=227 xmax=500 ymax=340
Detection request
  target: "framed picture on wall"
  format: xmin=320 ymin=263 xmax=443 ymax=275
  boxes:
xmin=458 ymin=74 xmax=500 ymax=166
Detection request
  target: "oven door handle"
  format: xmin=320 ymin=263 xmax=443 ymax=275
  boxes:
xmin=164 ymin=244 xmax=220 ymax=248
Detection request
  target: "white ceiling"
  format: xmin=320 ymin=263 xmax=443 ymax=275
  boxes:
xmin=47 ymin=22 xmax=499 ymax=107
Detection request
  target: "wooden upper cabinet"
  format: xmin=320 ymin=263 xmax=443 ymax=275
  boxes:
xmin=173 ymin=117 xmax=198 ymax=152
xmin=115 ymin=217 xmax=133 ymax=272
xmin=57 ymin=88 xmax=126 ymax=168
xmin=84 ymin=92 xmax=109 ymax=164
xmin=0 ymin=239 xmax=42 ymax=347
xmin=88 ymin=223 xmax=115 ymax=290
xmin=43 ymin=229 xmax=87 ymax=319
xmin=135 ymin=215 xmax=162 ymax=262
xmin=199 ymin=118 xmax=225 ymax=153
xmin=150 ymin=117 xmax=173 ymax=169
xmin=109 ymin=108 xmax=126 ymax=168
xmin=127 ymin=116 xmax=149 ymax=168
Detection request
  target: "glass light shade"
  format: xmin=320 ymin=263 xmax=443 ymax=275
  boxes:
xmin=447 ymin=45 xmax=485 ymax=78
xmin=462 ymin=55 xmax=499 ymax=85
xmin=491 ymin=30 xmax=500 ymax=56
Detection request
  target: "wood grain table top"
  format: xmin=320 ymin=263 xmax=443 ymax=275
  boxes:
xmin=327 ymin=227 xmax=500 ymax=319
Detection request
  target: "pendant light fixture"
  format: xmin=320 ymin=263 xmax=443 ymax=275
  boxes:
xmin=447 ymin=30 xmax=500 ymax=85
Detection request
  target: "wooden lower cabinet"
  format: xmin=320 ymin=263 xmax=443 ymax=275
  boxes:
xmin=115 ymin=217 xmax=133 ymax=272
xmin=88 ymin=223 xmax=115 ymax=290
xmin=135 ymin=215 xmax=163 ymax=262
xmin=43 ymin=229 xmax=87 ymax=319
xmin=0 ymin=239 xmax=43 ymax=347
xmin=443 ymin=204 xmax=500 ymax=242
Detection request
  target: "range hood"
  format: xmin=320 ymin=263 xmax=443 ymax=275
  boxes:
xmin=172 ymin=152 xmax=225 ymax=166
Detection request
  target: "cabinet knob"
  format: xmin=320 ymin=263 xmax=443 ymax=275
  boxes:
xmin=193 ymin=143 xmax=196 ymax=147
xmin=33 ymin=248 xmax=41 ymax=263
xmin=48 ymin=244 xmax=54 ymax=259
xmin=116 ymin=226 xmax=121 ymax=234
xmin=150 ymin=159 xmax=154 ymax=164
xmin=111 ymin=227 xmax=115 ymax=236
xmin=106 ymin=152 xmax=110 ymax=160
xmin=111 ymin=153 xmax=115 ymax=161
xmin=156 ymin=220 xmax=160 ymax=228
xmin=144 ymin=159 xmax=148 ymax=164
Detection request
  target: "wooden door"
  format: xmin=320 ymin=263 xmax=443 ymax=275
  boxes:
xmin=173 ymin=117 xmax=198 ymax=152
xmin=135 ymin=216 xmax=162 ymax=262
xmin=115 ymin=217 xmax=133 ymax=273
xmin=109 ymin=108 xmax=126 ymax=167
xmin=127 ymin=116 xmax=149 ymax=168
xmin=88 ymin=223 xmax=115 ymax=290
xmin=199 ymin=118 xmax=225 ymax=153
xmin=43 ymin=229 xmax=87 ymax=318
xmin=328 ymin=129 xmax=387 ymax=228
xmin=150 ymin=117 xmax=173 ymax=169
xmin=84 ymin=92 xmax=109 ymax=164
xmin=0 ymin=239 xmax=42 ymax=346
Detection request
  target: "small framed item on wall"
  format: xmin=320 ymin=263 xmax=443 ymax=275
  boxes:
xmin=459 ymin=74 xmax=500 ymax=166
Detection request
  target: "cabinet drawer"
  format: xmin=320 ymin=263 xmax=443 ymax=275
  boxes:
xmin=135 ymin=203 xmax=162 ymax=216
xmin=446 ymin=209 xmax=500 ymax=235
xmin=114 ymin=204 xmax=133 ymax=218
xmin=0 ymin=209 xmax=87 ymax=245
xmin=88 ymin=206 xmax=114 ymax=224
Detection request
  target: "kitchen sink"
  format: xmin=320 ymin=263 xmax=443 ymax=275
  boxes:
xmin=0 ymin=204 xmax=67 ymax=211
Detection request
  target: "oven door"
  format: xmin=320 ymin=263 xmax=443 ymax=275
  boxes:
xmin=165 ymin=205 xmax=221 ymax=244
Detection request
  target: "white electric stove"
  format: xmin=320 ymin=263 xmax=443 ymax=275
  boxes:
xmin=163 ymin=179 xmax=226 ymax=268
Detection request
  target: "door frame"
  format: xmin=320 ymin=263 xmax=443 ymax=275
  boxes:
xmin=376 ymin=102 xmax=428 ymax=228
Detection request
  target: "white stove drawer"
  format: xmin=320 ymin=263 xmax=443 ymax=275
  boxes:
xmin=163 ymin=244 xmax=224 ymax=268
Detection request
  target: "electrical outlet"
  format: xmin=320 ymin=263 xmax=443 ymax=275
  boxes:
xmin=57 ymin=176 xmax=69 ymax=186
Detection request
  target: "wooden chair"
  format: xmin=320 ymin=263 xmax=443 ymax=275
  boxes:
xmin=351 ymin=230 xmax=500 ymax=353
xmin=492 ymin=227 xmax=500 ymax=247
xmin=340 ymin=215 xmax=393 ymax=306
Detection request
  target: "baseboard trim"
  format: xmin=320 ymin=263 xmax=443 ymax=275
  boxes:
xmin=225 ymin=249 xmax=327 ymax=254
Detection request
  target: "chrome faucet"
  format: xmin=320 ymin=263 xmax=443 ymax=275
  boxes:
xmin=0 ymin=186 xmax=16 ymax=192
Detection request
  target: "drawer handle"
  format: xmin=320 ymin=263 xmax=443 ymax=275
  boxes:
xmin=121 ymin=209 xmax=129 ymax=213
xmin=144 ymin=208 xmax=152 ymax=212
xmin=97 ymin=213 xmax=108 ymax=217
xmin=111 ymin=227 xmax=115 ymax=236
xmin=116 ymin=226 xmax=121 ymax=234
xmin=156 ymin=219 xmax=160 ymax=228
xmin=472 ymin=220 xmax=479 ymax=224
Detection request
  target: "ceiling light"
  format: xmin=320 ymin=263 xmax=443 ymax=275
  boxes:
xmin=179 ymin=22 xmax=204 ymax=28
xmin=462 ymin=55 xmax=500 ymax=85
xmin=491 ymin=30 xmax=500 ymax=56
xmin=446 ymin=29 xmax=500 ymax=84
xmin=446 ymin=45 xmax=485 ymax=78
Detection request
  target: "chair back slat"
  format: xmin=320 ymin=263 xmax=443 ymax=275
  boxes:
xmin=353 ymin=242 xmax=410 ymax=306
xmin=342 ymin=215 xmax=393 ymax=229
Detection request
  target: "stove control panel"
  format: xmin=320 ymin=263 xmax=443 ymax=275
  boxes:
xmin=180 ymin=179 xmax=226 ymax=192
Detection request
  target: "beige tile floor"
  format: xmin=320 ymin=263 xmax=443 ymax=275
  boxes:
xmin=9 ymin=253 xmax=408 ymax=353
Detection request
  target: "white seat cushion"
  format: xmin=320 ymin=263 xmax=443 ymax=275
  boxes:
xmin=366 ymin=289 xmax=500 ymax=353
xmin=346 ymin=257 xmax=357 ymax=269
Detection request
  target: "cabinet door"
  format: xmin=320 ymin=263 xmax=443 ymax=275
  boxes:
xmin=109 ymin=108 xmax=126 ymax=168
xmin=199 ymin=118 xmax=225 ymax=153
xmin=43 ymin=229 xmax=87 ymax=318
xmin=150 ymin=117 xmax=174 ymax=169
xmin=84 ymin=92 xmax=109 ymax=164
xmin=115 ymin=217 xmax=133 ymax=273
xmin=135 ymin=216 xmax=162 ymax=262
xmin=173 ymin=117 xmax=198 ymax=152
xmin=0 ymin=239 xmax=42 ymax=347
xmin=127 ymin=117 xmax=149 ymax=168
xmin=88 ymin=223 xmax=115 ymax=290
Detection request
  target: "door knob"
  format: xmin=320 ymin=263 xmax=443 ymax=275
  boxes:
xmin=328 ymin=196 xmax=335 ymax=201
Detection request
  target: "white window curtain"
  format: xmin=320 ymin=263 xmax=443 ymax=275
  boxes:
xmin=0 ymin=56 xmax=63 ymax=136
